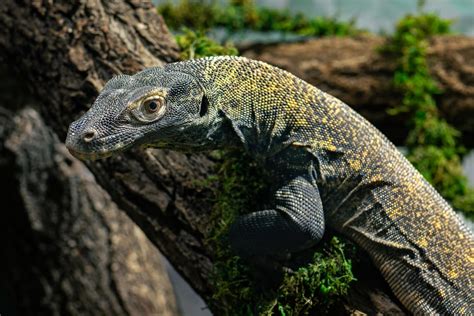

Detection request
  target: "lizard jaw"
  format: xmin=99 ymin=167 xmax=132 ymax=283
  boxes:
xmin=67 ymin=147 xmax=114 ymax=161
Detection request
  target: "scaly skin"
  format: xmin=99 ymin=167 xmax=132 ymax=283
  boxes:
xmin=66 ymin=56 xmax=474 ymax=315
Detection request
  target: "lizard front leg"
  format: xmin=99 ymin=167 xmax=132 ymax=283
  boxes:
xmin=229 ymin=166 xmax=325 ymax=257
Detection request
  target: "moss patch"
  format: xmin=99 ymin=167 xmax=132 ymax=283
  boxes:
xmin=267 ymin=237 xmax=355 ymax=316
xmin=198 ymin=150 xmax=355 ymax=315
xmin=382 ymin=5 xmax=474 ymax=218
xmin=175 ymin=28 xmax=238 ymax=60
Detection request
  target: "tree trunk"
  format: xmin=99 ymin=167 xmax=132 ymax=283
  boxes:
xmin=0 ymin=0 xmax=218 ymax=302
xmin=0 ymin=1 xmax=410 ymax=314
xmin=0 ymin=107 xmax=178 ymax=316
xmin=242 ymin=35 xmax=474 ymax=147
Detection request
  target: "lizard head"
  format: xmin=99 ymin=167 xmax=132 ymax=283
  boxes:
xmin=66 ymin=67 xmax=213 ymax=160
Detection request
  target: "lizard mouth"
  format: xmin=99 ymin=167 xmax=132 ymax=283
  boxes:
xmin=65 ymin=132 xmax=140 ymax=161
xmin=67 ymin=147 xmax=114 ymax=161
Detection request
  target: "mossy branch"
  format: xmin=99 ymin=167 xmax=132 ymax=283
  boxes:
xmin=199 ymin=150 xmax=355 ymax=315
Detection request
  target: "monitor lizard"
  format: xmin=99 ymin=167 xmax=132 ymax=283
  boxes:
xmin=66 ymin=56 xmax=474 ymax=315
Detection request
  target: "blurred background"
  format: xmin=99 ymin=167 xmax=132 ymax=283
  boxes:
xmin=255 ymin=0 xmax=474 ymax=35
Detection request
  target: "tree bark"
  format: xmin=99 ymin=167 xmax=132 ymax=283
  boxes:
xmin=242 ymin=35 xmax=474 ymax=147
xmin=0 ymin=1 xmax=409 ymax=314
xmin=0 ymin=107 xmax=178 ymax=316
xmin=0 ymin=0 xmax=218 ymax=302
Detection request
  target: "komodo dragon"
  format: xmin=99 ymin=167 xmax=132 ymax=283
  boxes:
xmin=65 ymin=56 xmax=474 ymax=315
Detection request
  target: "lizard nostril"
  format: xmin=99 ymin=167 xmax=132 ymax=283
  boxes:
xmin=83 ymin=130 xmax=97 ymax=143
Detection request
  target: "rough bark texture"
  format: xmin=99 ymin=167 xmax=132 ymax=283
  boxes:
xmin=242 ymin=35 xmax=474 ymax=146
xmin=0 ymin=0 xmax=409 ymax=314
xmin=0 ymin=0 xmax=216 ymax=306
xmin=0 ymin=107 xmax=178 ymax=316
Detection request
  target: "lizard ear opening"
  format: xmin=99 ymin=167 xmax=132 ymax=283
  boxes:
xmin=199 ymin=94 xmax=209 ymax=117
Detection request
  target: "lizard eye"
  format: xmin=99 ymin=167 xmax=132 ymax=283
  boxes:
xmin=132 ymin=97 xmax=166 ymax=123
xmin=144 ymin=99 xmax=161 ymax=113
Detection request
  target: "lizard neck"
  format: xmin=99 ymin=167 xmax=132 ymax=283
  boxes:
xmin=166 ymin=56 xmax=330 ymax=157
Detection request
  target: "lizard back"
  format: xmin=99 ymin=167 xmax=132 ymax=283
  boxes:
xmin=164 ymin=56 xmax=474 ymax=314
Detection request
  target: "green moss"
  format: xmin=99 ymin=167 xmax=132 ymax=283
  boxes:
xmin=158 ymin=0 xmax=219 ymax=30
xmin=175 ymin=28 xmax=238 ymax=60
xmin=158 ymin=0 xmax=362 ymax=37
xmin=200 ymin=150 xmax=355 ymax=315
xmin=383 ymin=6 xmax=473 ymax=219
xmin=204 ymin=150 xmax=266 ymax=313
xmin=267 ymin=237 xmax=355 ymax=316
xmin=452 ymin=189 xmax=474 ymax=216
